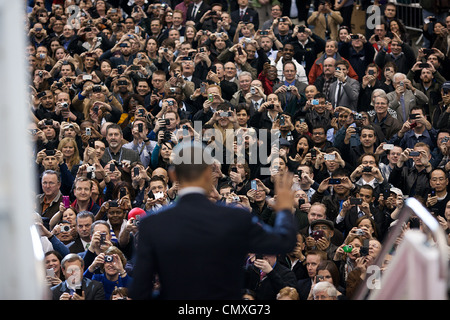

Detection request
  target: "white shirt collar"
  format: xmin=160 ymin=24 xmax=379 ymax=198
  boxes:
xmin=178 ymin=186 xmax=206 ymax=198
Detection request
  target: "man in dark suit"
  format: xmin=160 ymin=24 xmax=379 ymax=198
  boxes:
xmin=244 ymin=254 xmax=297 ymax=300
xmin=181 ymin=57 xmax=202 ymax=89
xmin=296 ymin=250 xmax=327 ymax=300
xmin=129 ymin=142 xmax=297 ymax=300
xmin=278 ymin=233 xmax=309 ymax=281
xmin=230 ymin=0 xmax=259 ymax=30
xmin=50 ymin=253 xmax=104 ymax=300
xmin=68 ymin=211 xmax=94 ymax=254
xmin=186 ymin=0 xmax=211 ymax=24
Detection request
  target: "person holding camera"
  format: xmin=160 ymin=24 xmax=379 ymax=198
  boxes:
xmin=142 ymin=175 xmax=171 ymax=213
xmin=291 ymin=25 xmax=326 ymax=77
xmin=336 ymin=184 xmax=386 ymax=237
xmin=83 ymin=246 xmax=131 ymax=300
xmin=243 ymin=254 xmax=297 ymax=300
xmin=122 ymin=119 xmax=156 ymax=169
xmin=79 ymin=219 xmax=120 ymax=270
xmin=350 ymin=153 xmax=389 ymax=197
xmin=434 ymin=82 xmax=450 ymax=129
xmin=328 ymin=60 xmax=360 ymax=111
xmin=205 ymin=104 xmax=239 ymax=145
xmin=407 ymin=60 xmax=445 ymax=119
xmin=100 ymin=123 xmax=140 ymax=168
xmin=311 ymin=167 xmax=355 ymax=222
xmin=340 ymin=124 xmax=379 ymax=171
xmin=388 ymin=142 xmax=433 ymax=197
xmin=305 ymin=219 xmax=338 ymax=261
xmin=273 ymin=61 xmax=307 ymax=117
xmin=150 ymin=134 xmax=176 ymax=171
xmin=193 ymin=83 xmax=227 ymax=124
xmin=339 ymin=33 xmax=375 ymax=82
xmin=332 ymin=233 xmax=366 ymax=288
xmin=50 ymin=253 xmax=105 ymax=300
xmin=375 ymin=32 xmax=417 ymax=76
xmin=307 ymin=0 xmax=343 ymax=41
xmin=390 ymin=106 xmax=437 ymax=152
xmin=72 ymin=82 xmax=123 ymax=129
xmin=303 ymin=93 xmax=332 ymax=132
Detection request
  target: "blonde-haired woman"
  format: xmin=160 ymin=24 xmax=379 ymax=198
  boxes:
xmin=58 ymin=137 xmax=81 ymax=177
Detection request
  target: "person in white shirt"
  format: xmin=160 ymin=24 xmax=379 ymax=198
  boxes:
xmin=272 ymin=43 xmax=308 ymax=84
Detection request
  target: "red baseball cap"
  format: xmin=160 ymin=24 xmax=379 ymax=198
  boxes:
xmin=128 ymin=208 xmax=146 ymax=220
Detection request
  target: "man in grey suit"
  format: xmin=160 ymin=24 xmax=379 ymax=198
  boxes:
xmin=328 ymin=60 xmax=360 ymax=111
xmin=386 ymin=73 xmax=429 ymax=123
xmin=50 ymin=253 xmax=104 ymax=300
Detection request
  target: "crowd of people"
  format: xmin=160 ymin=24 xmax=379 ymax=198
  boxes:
xmin=28 ymin=0 xmax=450 ymax=300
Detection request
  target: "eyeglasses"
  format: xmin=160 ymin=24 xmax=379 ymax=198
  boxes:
xmin=312 ymin=132 xmax=325 ymax=136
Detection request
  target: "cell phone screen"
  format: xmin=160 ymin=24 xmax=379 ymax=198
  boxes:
xmin=350 ymin=198 xmax=362 ymax=205
xmin=328 ymin=178 xmax=341 ymax=185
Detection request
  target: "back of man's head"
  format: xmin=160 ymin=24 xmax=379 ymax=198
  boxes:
xmin=172 ymin=141 xmax=214 ymax=183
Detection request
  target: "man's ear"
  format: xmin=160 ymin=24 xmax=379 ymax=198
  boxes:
xmin=202 ymin=165 xmax=214 ymax=187
xmin=167 ymin=165 xmax=177 ymax=183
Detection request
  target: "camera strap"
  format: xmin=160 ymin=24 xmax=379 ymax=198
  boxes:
xmin=107 ymin=148 xmax=123 ymax=163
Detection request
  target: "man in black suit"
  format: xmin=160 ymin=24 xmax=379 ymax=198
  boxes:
xmin=68 ymin=211 xmax=94 ymax=254
xmin=244 ymin=254 xmax=297 ymax=300
xmin=50 ymin=253 xmax=105 ymax=300
xmin=129 ymin=142 xmax=297 ymax=300
xmin=230 ymin=0 xmax=259 ymax=30
xmin=181 ymin=57 xmax=202 ymax=89
xmin=186 ymin=0 xmax=211 ymax=24
xmin=296 ymin=250 xmax=327 ymax=300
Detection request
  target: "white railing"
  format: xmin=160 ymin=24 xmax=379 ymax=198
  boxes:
xmin=354 ymin=197 xmax=449 ymax=300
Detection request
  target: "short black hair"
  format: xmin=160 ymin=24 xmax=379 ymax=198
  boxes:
xmin=172 ymin=142 xmax=212 ymax=183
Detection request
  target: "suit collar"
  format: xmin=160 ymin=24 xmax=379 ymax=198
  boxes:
xmin=178 ymin=187 xmax=206 ymax=198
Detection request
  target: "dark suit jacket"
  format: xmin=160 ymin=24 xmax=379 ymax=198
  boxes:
xmin=67 ymin=237 xmax=86 ymax=254
xmin=278 ymin=254 xmax=309 ymax=281
xmin=186 ymin=2 xmax=211 ymax=24
xmin=50 ymin=277 xmax=105 ymax=300
xmin=272 ymin=81 xmax=307 ymax=117
xmin=230 ymin=7 xmax=259 ymax=30
xmin=296 ymin=277 xmax=313 ymax=300
xmin=244 ymin=261 xmax=298 ymax=300
xmin=280 ymin=0 xmax=310 ymax=21
xmin=129 ymin=191 xmax=297 ymax=300
xmin=335 ymin=205 xmax=388 ymax=240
